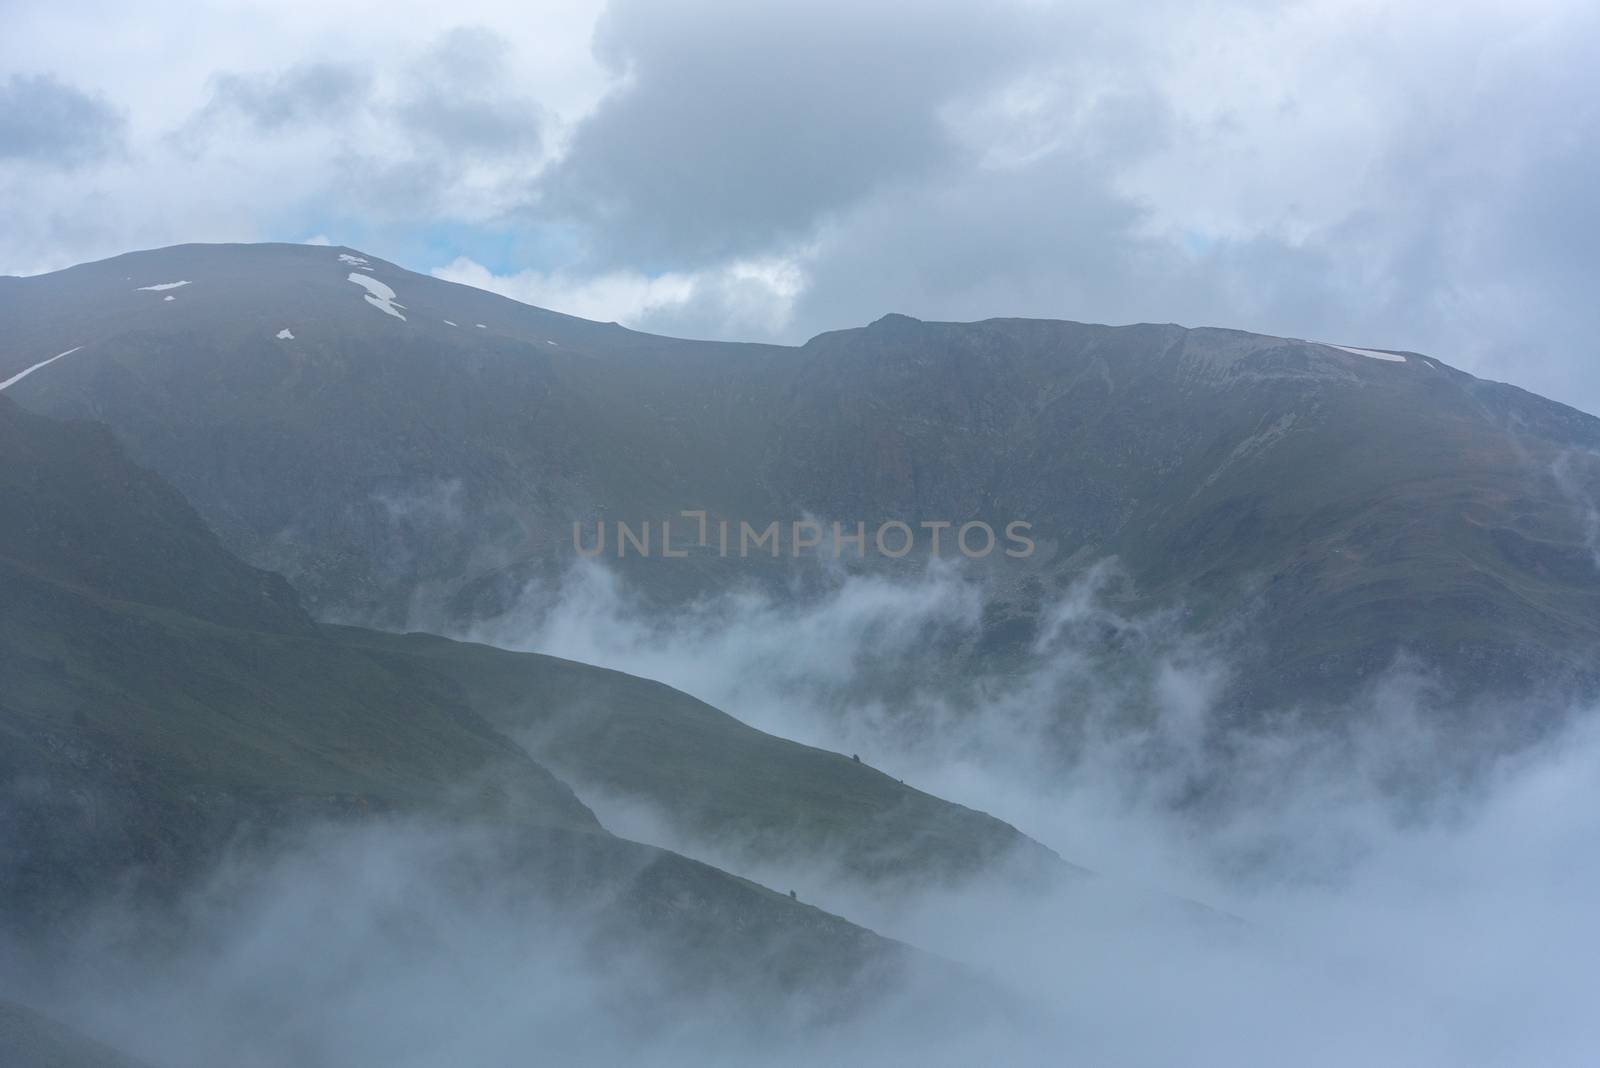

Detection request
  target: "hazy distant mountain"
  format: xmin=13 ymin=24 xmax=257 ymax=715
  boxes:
xmin=5 ymin=242 xmax=1599 ymax=722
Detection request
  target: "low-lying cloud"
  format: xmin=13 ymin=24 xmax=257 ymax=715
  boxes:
xmin=7 ymin=556 xmax=1600 ymax=1064
xmin=456 ymin=557 xmax=1600 ymax=1064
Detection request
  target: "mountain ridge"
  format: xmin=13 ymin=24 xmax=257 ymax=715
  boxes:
xmin=4 ymin=241 xmax=1561 ymax=390
xmin=5 ymin=241 xmax=1598 ymax=723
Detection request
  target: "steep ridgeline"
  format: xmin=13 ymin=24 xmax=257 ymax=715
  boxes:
xmin=331 ymin=627 xmax=1071 ymax=889
xmin=0 ymin=395 xmax=597 ymax=923
xmin=0 ymin=397 xmax=1037 ymax=1031
xmin=5 ymin=243 xmax=1600 ymax=720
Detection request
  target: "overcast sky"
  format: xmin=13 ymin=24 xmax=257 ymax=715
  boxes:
xmin=3 ymin=0 xmax=1597 ymax=412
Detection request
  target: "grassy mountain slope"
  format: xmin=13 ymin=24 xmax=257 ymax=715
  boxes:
xmin=0 ymin=394 xmax=305 ymax=634
xmin=0 ymin=396 xmax=599 ymax=922
xmin=331 ymin=627 xmax=1070 ymax=886
xmin=0 ymin=398 xmax=1007 ymax=1020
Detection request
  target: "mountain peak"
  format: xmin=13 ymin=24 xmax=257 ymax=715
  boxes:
xmin=868 ymin=312 xmax=923 ymax=331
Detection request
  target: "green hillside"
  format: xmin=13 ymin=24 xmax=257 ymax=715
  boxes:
xmin=333 ymin=627 xmax=1072 ymax=886
xmin=0 ymin=396 xmax=1010 ymax=1024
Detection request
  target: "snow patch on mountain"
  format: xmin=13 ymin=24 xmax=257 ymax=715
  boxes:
xmin=347 ymin=273 xmax=406 ymax=320
xmin=1327 ymin=343 xmax=1406 ymax=363
xmin=137 ymin=280 xmax=190 ymax=291
xmin=443 ymin=320 xmax=457 ymax=327
xmin=276 ymin=329 xmax=295 ymax=340
xmin=338 ymin=253 xmax=372 ymax=270
xmin=0 ymin=347 xmax=83 ymax=391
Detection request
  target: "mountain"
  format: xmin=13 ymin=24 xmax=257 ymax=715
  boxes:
xmin=0 ymin=401 xmax=825 ymax=937
xmin=0 ymin=389 xmax=305 ymax=634
xmin=0 ymin=1000 xmax=155 ymax=1068
xmin=0 ymin=393 xmax=591 ymax=920
xmin=5 ymin=242 xmax=1599 ymax=725
xmin=0 ymin=395 xmax=1061 ymax=1034
xmin=0 ymin=390 xmax=1059 ymax=905
xmin=331 ymin=626 xmax=1069 ymax=887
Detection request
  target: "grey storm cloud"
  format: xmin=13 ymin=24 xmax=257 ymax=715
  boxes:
xmin=157 ymin=27 xmax=544 ymax=224
xmin=537 ymin=0 xmax=1070 ymax=268
xmin=581 ymin=0 xmax=1600 ymax=416
xmin=0 ymin=73 xmax=124 ymax=167
xmin=198 ymin=61 xmax=372 ymax=132
xmin=178 ymin=29 xmax=541 ymax=162
xmin=393 ymin=27 xmax=544 ymax=157
xmin=4 ymin=1 xmax=1600 ymax=414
